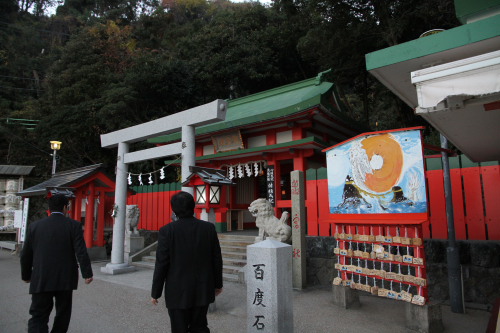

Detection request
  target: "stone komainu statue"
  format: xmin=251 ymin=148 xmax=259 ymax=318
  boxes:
xmin=248 ymin=198 xmax=292 ymax=243
xmin=125 ymin=205 xmax=140 ymax=235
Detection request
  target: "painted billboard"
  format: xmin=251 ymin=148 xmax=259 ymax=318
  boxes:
xmin=325 ymin=129 xmax=427 ymax=214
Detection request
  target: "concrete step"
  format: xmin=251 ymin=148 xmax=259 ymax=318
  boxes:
xmin=223 ymin=273 xmax=239 ymax=283
xmin=220 ymin=244 xmax=247 ymax=253
xmin=142 ymin=255 xmax=156 ymax=263
xmin=132 ymin=261 xmax=155 ymax=269
xmin=223 ymin=265 xmax=242 ymax=275
xmin=220 ymin=242 xmax=253 ymax=249
xmin=221 ymin=250 xmax=246 ymax=260
xmin=223 ymin=258 xmax=246 ymax=267
xmin=218 ymin=234 xmax=255 ymax=241
xmin=131 ymin=234 xmax=251 ymax=284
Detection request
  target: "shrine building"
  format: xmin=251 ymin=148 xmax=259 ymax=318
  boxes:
xmin=145 ymin=71 xmax=366 ymax=232
xmin=18 ymin=164 xmax=116 ymax=259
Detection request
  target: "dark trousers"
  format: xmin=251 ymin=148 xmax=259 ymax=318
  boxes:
xmin=28 ymin=290 xmax=73 ymax=333
xmin=168 ymin=305 xmax=210 ymax=333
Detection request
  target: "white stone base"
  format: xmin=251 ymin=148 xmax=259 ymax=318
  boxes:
xmin=100 ymin=263 xmax=136 ymax=275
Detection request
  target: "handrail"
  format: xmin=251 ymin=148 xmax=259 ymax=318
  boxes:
xmin=128 ymin=241 xmax=158 ymax=265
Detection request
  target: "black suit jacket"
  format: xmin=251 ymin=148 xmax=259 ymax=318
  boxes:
xmin=151 ymin=217 xmax=223 ymax=309
xmin=20 ymin=213 xmax=93 ymax=294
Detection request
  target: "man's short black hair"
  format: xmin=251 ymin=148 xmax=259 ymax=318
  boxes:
xmin=49 ymin=194 xmax=69 ymax=212
xmin=171 ymin=191 xmax=195 ymax=218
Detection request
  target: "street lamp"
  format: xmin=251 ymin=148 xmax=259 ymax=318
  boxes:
xmin=50 ymin=140 xmax=62 ymax=175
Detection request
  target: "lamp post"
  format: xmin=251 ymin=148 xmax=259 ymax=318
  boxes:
xmin=50 ymin=140 xmax=62 ymax=175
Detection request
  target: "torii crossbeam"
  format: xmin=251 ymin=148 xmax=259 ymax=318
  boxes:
xmin=100 ymin=100 xmax=227 ymax=274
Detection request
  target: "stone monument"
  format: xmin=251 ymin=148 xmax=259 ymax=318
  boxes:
xmin=248 ymin=198 xmax=292 ymax=243
xmin=246 ymin=239 xmax=293 ymax=333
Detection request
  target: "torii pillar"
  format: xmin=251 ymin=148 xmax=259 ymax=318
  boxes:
xmin=100 ymin=100 xmax=227 ymax=274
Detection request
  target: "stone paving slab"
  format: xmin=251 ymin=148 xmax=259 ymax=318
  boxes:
xmin=0 ymin=249 xmax=490 ymax=333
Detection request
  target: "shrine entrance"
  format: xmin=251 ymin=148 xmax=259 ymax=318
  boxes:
xmin=219 ymin=159 xmax=295 ymax=232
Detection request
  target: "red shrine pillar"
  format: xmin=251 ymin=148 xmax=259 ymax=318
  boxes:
xmin=293 ymin=150 xmax=307 ymax=172
xmin=95 ymin=191 xmax=106 ymax=247
xmin=84 ymin=183 xmax=95 ymax=248
xmin=215 ymin=186 xmax=228 ymax=232
xmin=69 ymin=198 xmax=76 ymax=220
xmin=74 ymin=191 xmax=82 ymax=223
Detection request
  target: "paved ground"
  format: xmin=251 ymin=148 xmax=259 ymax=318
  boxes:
xmin=0 ymin=249 xmax=490 ymax=332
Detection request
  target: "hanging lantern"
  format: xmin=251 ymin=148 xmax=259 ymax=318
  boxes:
xmin=209 ymin=185 xmax=221 ymax=204
xmin=195 ymin=185 xmax=207 ymax=204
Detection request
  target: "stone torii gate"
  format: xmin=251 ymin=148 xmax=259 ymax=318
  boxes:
xmin=100 ymin=100 xmax=227 ymax=274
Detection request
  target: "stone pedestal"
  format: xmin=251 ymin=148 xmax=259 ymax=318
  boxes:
xmin=405 ymin=302 xmax=443 ymax=333
xmin=247 ymin=239 xmax=293 ymax=333
xmin=331 ymin=285 xmax=360 ymax=309
xmin=124 ymin=234 xmax=144 ymax=256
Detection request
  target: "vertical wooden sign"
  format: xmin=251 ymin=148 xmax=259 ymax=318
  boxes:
xmin=291 ymin=170 xmax=306 ymax=289
xmin=266 ymin=166 xmax=275 ymax=207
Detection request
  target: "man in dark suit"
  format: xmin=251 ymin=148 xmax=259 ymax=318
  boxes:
xmin=151 ymin=191 xmax=223 ymax=333
xmin=21 ymin=194 xmax=93 ymax=333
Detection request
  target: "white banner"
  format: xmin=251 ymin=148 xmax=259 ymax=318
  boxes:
xmin=20 ymin=198 xmax=29 ymax=242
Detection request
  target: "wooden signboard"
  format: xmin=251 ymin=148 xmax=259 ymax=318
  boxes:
xmin=212 ymin=130 xmax=244 ymax=153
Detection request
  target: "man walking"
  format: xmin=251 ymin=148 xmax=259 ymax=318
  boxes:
xmin=21 ymin=194 xmax=93 ymax=333
xmin=151 ymin=191 xmax=223 ymax=333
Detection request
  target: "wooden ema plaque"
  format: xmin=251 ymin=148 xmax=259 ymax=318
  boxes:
xmin=332 ymin=223 xmax=428 ymax=306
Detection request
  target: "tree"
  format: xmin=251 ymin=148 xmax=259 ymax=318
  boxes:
xmin=35 ymin=21 xmax=201 ymax=170
xmin=294 ymin=0 xmax=459 ymax=130
xmin=173 ymin=2 xmax=312 ymax=100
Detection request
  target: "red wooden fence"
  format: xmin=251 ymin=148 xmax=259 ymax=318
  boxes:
xmin=425 ymin=158 xmax=500 ymax=240
xmin=126 ymin=183 xmax=180 ymax=231
xmin=124 ymin=156 xmax=500 ymax=241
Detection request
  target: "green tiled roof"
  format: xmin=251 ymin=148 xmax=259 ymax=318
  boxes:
xmin=148 ymin=71 xmax=344 ymax=144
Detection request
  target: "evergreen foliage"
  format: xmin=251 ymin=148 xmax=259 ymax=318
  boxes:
xmin=0 ymin=0 xmax=460 ymax=180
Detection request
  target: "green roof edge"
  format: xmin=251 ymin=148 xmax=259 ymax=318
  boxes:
xmin=196 ymin=136 xmax=326 ymax=161
xmin=365 ymin=14 xmax=500 ymax=71
xmin=148 ymin=71 xmax=360 ymax=145
xmin=228 ymin=72 xmax=328 ymax=107
xmin=149 ymin=94 xmax=326 ymax=145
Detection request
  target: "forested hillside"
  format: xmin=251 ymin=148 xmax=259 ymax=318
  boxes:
xmin=0 ymin=0 xmax=460 ymax=182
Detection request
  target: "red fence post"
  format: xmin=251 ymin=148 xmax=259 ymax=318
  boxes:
xmin=462 ymin=166 xmax=486 ymax=240
xmin=450 ymin=166 xmax=467 ymax=240
xmin=315 ymin=167 xmax=332 ymax=236
xmin=426 ymin=169 xmax=447 ymax=239
xmin=306 ymin=168 xmax=319 ymax=236
xmin=481 ymin=165 xmax=500 ymax=240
